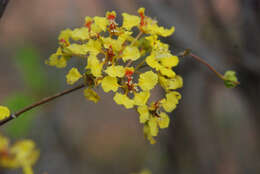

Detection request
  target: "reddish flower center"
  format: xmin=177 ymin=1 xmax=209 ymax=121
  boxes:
xmin=85 ymin=21 xmax=92 ymax=32
xmin=107 ymin=45 xmax=115 ymax=63
xmin=59 ymin=38 xmax=69 ymax=46
xmin=125 ymin=70 xmax=135 ymax=91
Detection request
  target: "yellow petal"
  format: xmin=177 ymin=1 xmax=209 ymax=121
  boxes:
xmin=159 ymin=67 xmax=176 ymax=78
xmin=148 ymin=117 xmax=158 ymax=136
xmin=154 ymin=26 xmax=175 ymax=37
xmin=102 ymin=37 xmax=124 ymax=52
xmin=85 ymin=39 xmax=102 ymax=54
xmin=64 ymin=43 xmax=89 ymax=55
xmin=159 ymin=75 xmax=183 ymax=91
xmin=122 ymin=13 xmax=140 ymax=30
xmin=160 ymin=56 xmax=179 ymax=68
xmin=105 ymin=65 xmax=125 ymax=78
xmin=134 ymin=91 xmax=150 ymax=106
xmin=157 ymin=112 xmax=170 ymax=129
xmin=138 ymin=71 xmax=158 ymax=91
xmin=93 ymin=16 xmax=108 ymax=32
xmin=86 ymin=53 xmax=103 ymax=77
xmin=122 ymin=46 xmax=140 ymax=62
xmin=0 ymin=106 xmax=10 ymax=120
xmin=11 ymin=140 xmax=39 ymax=167
xmin=101 ymin=76 xmax=119 ymax=92
xmin=45 ymin=53 xmax=68 ymax=68
xmin=146 ymin=54 xmax=161 ymax=71
xmin=58 ymin=28 xmax=72 ymax=42
xmin=71 ymin=27 xmax=89 ymax=41
xmin=137 ymin=105 xmax=150 ymax=123
xmin=66 ymin=68 xmax=82 ymax=85
xmin=113 ymin=93 xmax=134 ymax=109
xmin=162 ymin=92 xmax=181 ymax=112
xmin=84 ymin=88 xmax=100 ymax=103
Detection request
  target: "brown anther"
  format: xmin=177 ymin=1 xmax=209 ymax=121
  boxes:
xmin=107 ymin=45 xmax=115 ymax=63
xmin=85 ymin=21 xmax=92 ymax=32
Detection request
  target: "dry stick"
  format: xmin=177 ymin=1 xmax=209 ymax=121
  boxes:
xmin=0 ymin=84 xmax=86 ymax=126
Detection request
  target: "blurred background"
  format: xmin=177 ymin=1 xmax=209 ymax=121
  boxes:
xmin=0 ymin=0 xmax=259 ymax=174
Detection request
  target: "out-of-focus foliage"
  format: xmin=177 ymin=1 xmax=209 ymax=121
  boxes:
xmin=14 ymin=46 xmax=47 ymax=92
xmin=4 ymin=94 xmax=35 ymax=138
xmin=0 ymin=133 xmax=39 ymax=174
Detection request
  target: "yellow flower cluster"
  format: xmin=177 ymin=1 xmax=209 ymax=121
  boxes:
xmin=0 ymin=134 xmax=39 ymax=174
xmin=46 ymin=7 xmax=183 ymax=143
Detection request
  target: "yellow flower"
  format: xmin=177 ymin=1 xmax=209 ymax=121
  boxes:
xmin=101 ymin=76 xmax=119 ymax=92
xmin=0 ymin=106 xmax=10 ymax=120
xmin=159 ymin=67 xmax=176 ymax=78
xmin=160 ymin=55 xmax=179 ymax=68
xmin=10 ymin=140 xmax=39 ymax=167
xmin=45 ymin=53 xmax=67 ymax=68
xmin=143 ymin=124 xmax=156 ymax=144
xmin=157 ymin=112 xmax=170 ymax=129
xmin=86 ymin=53 xmax=104 ymax=77
xmin=159 ymin=75 xmax=183 ymax=91
xmin=138 ymin=7 xmax=175 ymax=37
xmin=118 ymin=31 xmax=134 ymax=43
xmin=71 ymin=27 xmax=90 ymax=41
xmin=152 ymin=25 xmax=175 ymax=37
xmin=161 ymin=91 xmax=181 ymax=112
xmin=93 ymin=16 xmax=108 ymax=32
xmin=138 ymin=71 xmax=158 ymax=91
xmin=84 ymin=88 xmax=100 ymax=103
xmin=137 ymin=105 xmax=150 ymax=123
xmin=102 ymin=37 xmax=124 ymax=52
xmin=85 ymin=39 xmax=102 ymax=54
xmin=58 ymin=28 xmax=72 ymax=43
xmin=64 ymin=43 xmax=89 ymax=55
xmin=134 ymin=91 xmax=150 ymax=106
xmin=113 ymin=93 xmax=134 ymax=109
xmin=45 ymin=47 xmax=69 ymax=68
xmin=105 ymin=65 xmax=125 ymax=78
xmin=66 ymin=68 xmax=83 ymax=85
xmin=146 ymin=55 xmax=162 ymax=71
xmin=122 ymin=46 xmax=140 ymax=62
xmin=122 ymin=13 xmax=140 ymax=30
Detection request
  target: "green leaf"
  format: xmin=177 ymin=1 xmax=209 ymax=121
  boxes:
xmin=224 ymin=70 xmax=239 ymax=88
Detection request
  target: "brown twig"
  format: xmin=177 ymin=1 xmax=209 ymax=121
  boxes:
xmin=179 ymin=50 xmax=239 ymax=85
xmin=189 ymin=53 xmax=225 ymax=80
xmin=0 ymin=83 xmax=86 ymax=126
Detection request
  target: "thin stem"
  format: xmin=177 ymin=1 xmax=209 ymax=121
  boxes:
xmin=189 ymin=53 xmax=225 ymax=80
xmin=180 ymin=50 xmax=239 ymax=85
xmin=0 ymin=83 xmax=86 ymax=126
xmin=135 ymin=59 xmax=146 ymax=71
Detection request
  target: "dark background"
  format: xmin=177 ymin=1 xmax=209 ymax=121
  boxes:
xmin=0 ymin=0 xmax=259 ymax=174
